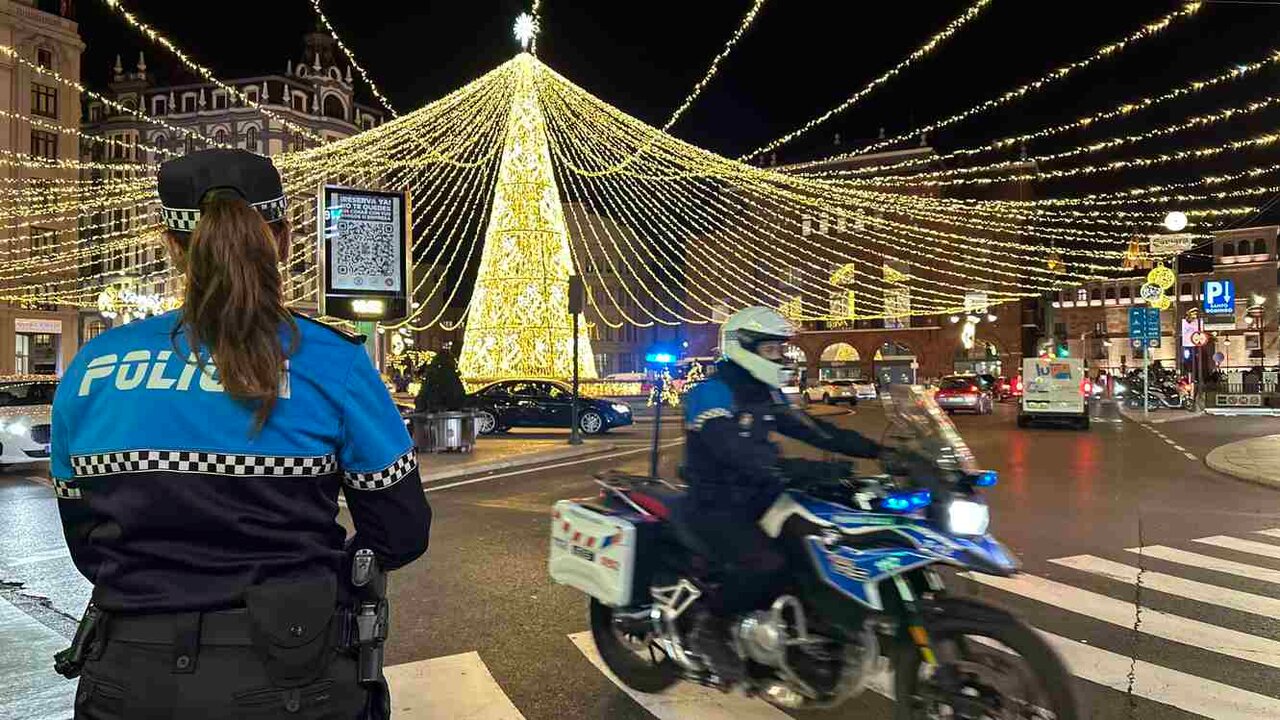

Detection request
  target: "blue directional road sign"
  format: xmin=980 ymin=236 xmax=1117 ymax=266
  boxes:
xmin=1128 ymin=306 xmax=1161 ymax=349
xmin=1203 ymin=279 xmax=1235 ymax=315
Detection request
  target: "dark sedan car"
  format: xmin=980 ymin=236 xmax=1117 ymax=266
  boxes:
xmin=469 ymin=379 xmax=633 ymax=435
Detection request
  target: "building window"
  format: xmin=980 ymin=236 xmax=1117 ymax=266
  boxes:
xmin=214 ymin=129 xmax=227 ymax=145
xmin=245 ymin=87 xmax=259 ymax=104
xmin=1222 ymin=241 xmax=1235 ymax=258
xmin=85 ymin=320 xmax=107 ymax=342
xmin=801 ymin=216 xmax=812 ymax=236
xmin=1075 ymin=288 xmax=1088 ymax=303
xmin=153 ymin=96 xmax=167 ymax=115
xmin=31 ymin=129 xmax=57 ymax=159
xmin=1053 ymin=323 xmax=1067 ymax=339
xmin=30 ymin=228 xmax=56 ymax=255
xmin=293 ymin=92 xmax=308 ymax=112
xmin=89 ymin=105 xmax=102 ymax=122
xmin=323 ymin=93 xmax=346 ymax=120
xmin=245 ymin=127 xmax=259 ymax=152
xmin=1090 ymin=288 xmax=1101 ymax=301
xmin=31 ymin=83 xmax=57 ymax=118
xmin=182 ymin=94 xmax=197 ymax=113
xmin=818 ymin=213 xmax=829 ymax=235
xmin=36 ymin=48 xmax=53 ymax=69
xmin=1120 ymin=286 xmax=1131 ymax=300
xmin=213 ymin=92 xmax=227 ymax=110
xmin=1180 ymin=282 xmax=1192 ymax=298
xmin=1104 ymin=287 xmax=1115 ymax=300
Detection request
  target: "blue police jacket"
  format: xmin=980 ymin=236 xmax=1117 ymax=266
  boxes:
xmin=51 ymin=311 xmax=431 ymax=613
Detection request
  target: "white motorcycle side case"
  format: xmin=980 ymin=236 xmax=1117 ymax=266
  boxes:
xmin=549 ymin=500 xmax=638 ymax=607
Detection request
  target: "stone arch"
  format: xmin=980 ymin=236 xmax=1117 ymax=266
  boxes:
xmin=815 ymin=342 xmax=861 ymax=381
xmin=322 ymin=92 xmax=348 ymax=121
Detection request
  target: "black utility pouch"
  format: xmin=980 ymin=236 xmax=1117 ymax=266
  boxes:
xmin=244 ymin=573 xmax=339 ymax=688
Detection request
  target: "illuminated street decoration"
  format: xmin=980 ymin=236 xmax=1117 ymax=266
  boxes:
xmin=457 ymin=54 xmax=596 ymax=381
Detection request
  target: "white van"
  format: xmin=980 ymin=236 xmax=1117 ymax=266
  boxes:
xmin=1018 ymin=357 xmax=1091 ymax=430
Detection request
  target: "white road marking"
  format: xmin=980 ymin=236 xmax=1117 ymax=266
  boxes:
xmin=1184 ymin=452 xmax=1198 ymax=461
xmin=1253 ymin=528 xmax=1280 ymax=539
xmin=4 ymin=548 xmax=69 ymax=567
xmin=384 ymin=651 xmax=526 ymax=720
xmin=425 ymin=441 xmax=686 ymax=493
xmin=1131 ymin=546 xmax=1280 ymax=586
xmin=1192 ymin=535 xmax=1280 ymax=561
xmin=1171 ymin=444 xmax=1186 ymax=451
xmin=1050 ymin=555 xmax=1280 ymax=618
xmin=967 ymin=573 xmax=1280 ymax=669
xmin=1034 ymin=628 xmax=1280 ymax=720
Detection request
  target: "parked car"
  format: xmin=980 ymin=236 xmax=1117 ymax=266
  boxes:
xmin=804 ymin=379 xmax=858 ymax=405
xmin=993 ymin=375 xmax=1024 ymax=402
xmin=0 ymin=376 xmax=57 ymax=466
xmin=934 ymin=374 xmax=994 ymax=415
xmin=468 ymin=379 xmax=633 ymax=435
xmin=850 ymin=378 xmax=878 ymax=401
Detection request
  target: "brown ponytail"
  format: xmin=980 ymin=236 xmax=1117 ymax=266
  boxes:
xmin=169 ymin=195 xmax=298 ymax=432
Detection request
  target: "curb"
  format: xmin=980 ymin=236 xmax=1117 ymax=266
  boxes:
xmin=1118 ymin=407 xmax=1204 ymax=424
xmin=420 ymin=442 xmax=617 ymax=484
xmin=1205 ymin=436 xmax=1280 ymax=490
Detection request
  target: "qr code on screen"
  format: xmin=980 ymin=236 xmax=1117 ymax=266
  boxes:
xmin=334 ymin=220 xmax=394 ymax=280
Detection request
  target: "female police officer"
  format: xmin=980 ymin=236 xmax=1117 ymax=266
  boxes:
xmin=51 ymin=149 xmax=431 ymax=718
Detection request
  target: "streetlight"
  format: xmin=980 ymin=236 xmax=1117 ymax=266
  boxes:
xmin=1163 ymin=211 xmax=1189 ymax=233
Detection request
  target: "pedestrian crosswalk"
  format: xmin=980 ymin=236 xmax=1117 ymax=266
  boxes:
xmin=377 ymin=527 xmax=1280 ymax=720
xmin=10 ymin=526 xmax=1280 ymax=719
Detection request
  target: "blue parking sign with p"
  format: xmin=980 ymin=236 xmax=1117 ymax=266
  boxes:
xmin=1203 ymin=279 xmax=1235 ymax=315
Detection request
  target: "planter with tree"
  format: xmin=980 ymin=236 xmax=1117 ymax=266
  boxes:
xmin=412 ymin=352 xmax=477 ymax=452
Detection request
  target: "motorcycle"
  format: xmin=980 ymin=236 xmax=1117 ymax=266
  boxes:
xmin=549 ymin=385 xmax=1079 ymax=719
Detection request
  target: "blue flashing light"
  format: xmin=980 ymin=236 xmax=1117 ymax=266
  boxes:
xmin=646 ymin=352 xmax=676 ymax=364
xmin=973 ymin=471 xmax=998 ymax=487
xmin=881 ymin=489 xmax=933 ymax=513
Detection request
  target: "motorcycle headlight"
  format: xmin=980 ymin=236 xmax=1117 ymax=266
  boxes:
xmin=947 ymin=498 xmax=990 ymax=536
xmin=611 ymin=403 xmax=631 ymax=414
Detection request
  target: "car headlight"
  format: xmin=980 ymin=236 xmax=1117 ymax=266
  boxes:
xmin=1 ymin=421 xmax=28 ymax=437
xmin=947 ymin=499 xmax=990 ymax=536
xmin=611 ymin=403 xmax=631 ymax=414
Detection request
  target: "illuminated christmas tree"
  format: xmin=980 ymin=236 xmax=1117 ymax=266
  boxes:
xmin=457 ymin=53 xmax=597 ymax=380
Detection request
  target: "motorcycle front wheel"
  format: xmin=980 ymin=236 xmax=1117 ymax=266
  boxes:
xmin=894 ymin=597 xmax=1080 ymax=720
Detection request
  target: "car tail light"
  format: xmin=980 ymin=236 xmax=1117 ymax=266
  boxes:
xmin=1081 ymin=379 xmax=1092 ymax=396
xmin=1014 ymin=376 xmax=1023 ymax=392
xmin=968 ymin=385 xmax=979 ymax=393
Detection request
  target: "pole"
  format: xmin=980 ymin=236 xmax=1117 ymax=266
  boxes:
xmin=1143 ymin=345 xmax=1150 ymax=418
xmin=1172 ymin=254 xmax=1181 ymax=379
xmin=570 ymin=312 xmax=582 ymax=446
xmin=355 ymin=321 xmax=377 ymax=365
xmin=649 ymin=373 xmax=662 ymax=478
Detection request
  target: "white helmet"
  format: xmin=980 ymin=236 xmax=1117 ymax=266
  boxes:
xmin=721 ymin=306 xmax=798 ymax=389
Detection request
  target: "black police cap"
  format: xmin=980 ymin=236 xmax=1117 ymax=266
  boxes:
xmin=158 ymin=149 xmax=287 ymax=233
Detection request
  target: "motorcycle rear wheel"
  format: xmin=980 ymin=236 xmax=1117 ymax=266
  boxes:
xmin=894 ymin=597 xmax=1080 ymax=720
xmin=589 ymin=599 xmax=681 ymax=693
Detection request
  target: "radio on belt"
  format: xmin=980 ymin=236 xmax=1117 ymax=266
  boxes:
xmin=317 ymin=184 xmax=411 ymax=322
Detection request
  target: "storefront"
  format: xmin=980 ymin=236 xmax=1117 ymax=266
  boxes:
xmin=14 ymin=318 xmax=65 ymax=375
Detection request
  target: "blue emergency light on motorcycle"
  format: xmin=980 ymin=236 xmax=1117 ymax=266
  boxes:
xmin=973 ymin=470 xmax=998 ymax=487
xmin=881 ymin=489 xmax=932 ymax=512
xmin=645 ymin=351 xmax=676 ymax=365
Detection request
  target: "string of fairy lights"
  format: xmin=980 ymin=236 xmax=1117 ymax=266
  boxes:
xmin=0 ymin=0 xmax=1276 ymax=349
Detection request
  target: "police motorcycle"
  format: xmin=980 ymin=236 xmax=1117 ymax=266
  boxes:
xmin=549 ymin=385 xmax=1079 ymax=719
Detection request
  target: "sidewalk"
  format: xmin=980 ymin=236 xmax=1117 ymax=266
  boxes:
xmin=420 ymin=436 xmax=616 ymax=483
xmin=1206 ymin=434 xmax=1280 ymax=489
xmin=0 ymin=593 xmax=74 ymax=720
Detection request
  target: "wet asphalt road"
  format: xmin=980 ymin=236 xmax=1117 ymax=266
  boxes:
xmin=4 ymin=403 xmax=1280 ymax=719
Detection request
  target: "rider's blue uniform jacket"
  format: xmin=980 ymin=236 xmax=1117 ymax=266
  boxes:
xmin=51 ymin=311 xmax=431 ymax=613
xmin=682 ymin=361 xmax=881 ymax=517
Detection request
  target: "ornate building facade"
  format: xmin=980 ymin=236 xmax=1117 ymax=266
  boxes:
xmin=78 ymin=25 xmax=386 ymax=342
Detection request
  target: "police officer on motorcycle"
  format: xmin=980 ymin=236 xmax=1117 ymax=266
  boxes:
xmin=681 ymin=306 xmax=882 ymax=684
xmin=51 ymin=149 xmax=431 ymax=718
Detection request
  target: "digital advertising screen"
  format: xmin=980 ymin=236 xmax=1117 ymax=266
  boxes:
xmin=318 ymin=185 xmax=411 ymax=322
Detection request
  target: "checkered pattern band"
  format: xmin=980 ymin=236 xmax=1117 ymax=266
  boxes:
xmin=161 ymin=195 xmax=288 ymax=232
xmin=71 ymin=450 xmax=338 ymax=478
xmin=343 ymin=449 xmax=418 ymax=491
xmin=52 ymin=477 xmax=81 ymax=500
xmin=689 ymin=408 xmax=732 ymax=431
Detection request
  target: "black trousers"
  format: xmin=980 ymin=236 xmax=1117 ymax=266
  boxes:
xmin=75 ymin=635 xmax=368 ymax=719
xmin=688 ymin=506 xmax=788 ymax=615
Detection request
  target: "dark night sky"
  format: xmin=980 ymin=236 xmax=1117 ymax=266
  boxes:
xmin=70 ymin=0 xmax=1280 ymax=249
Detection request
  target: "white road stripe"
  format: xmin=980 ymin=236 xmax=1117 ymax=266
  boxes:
xmin=1193 ymin=535 xmax=1280 ymax=561
xmin=1254 ymin=528 xmax=1280 ymax=539
xmin=425 ymin=441 xmax=686 ymax=493
xmin=967 ymin=573 xmax=1280 ymax=669
xmin=1184 ymin=452 xmax=1198 ymax=461
xmin=1131 ymin=546 xmax=1280 ymax=586
xmin=1050 ymin=555 xmax=1280 ymax=618
xmin=1171 ymin=444 xmax=1186 ymax=451
xmin=4 ymin=548 xmax=69 ymax=567
xmin=385 ymin=651 xmax=526 ymax=719
xmin=1035 ymin=628 xmax=1280 ymax=720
